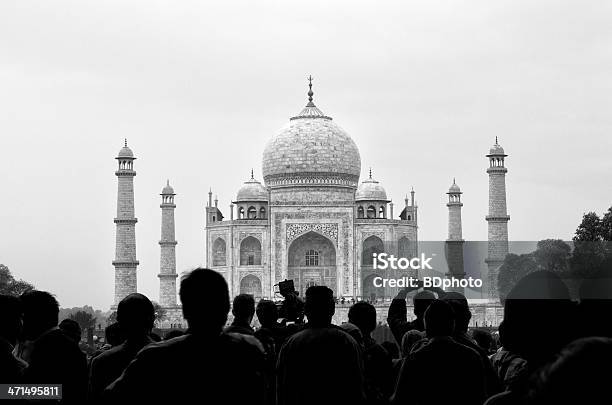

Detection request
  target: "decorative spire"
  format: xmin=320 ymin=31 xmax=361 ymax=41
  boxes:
xmin=307 ymin=75 xmax=314 ymax=106
xmin=124 ymin=138 xmax=128 ymax=147
xmin=251 ymin=168 xmax=254 ymax=180
xmin=369 ymin=167 xmax=372 ymax=179
xmin=290 ymin=75 xmax=331 ymax=120
xmin=167 ymin=179 xmax=170 ymax=186
xmin=495 ymin=136 xmax=498 ymax=145
xmin=453 ymin=177 xmax=456 ymax=184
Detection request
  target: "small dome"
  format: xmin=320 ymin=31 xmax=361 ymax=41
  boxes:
xmin=488 ymin=137 xmax=506 ymax=156
xmin=355 ymin=172 xmax=388 ymax=201
xmin=448 ymin=179 xmax=461 ymax=193
xmin=162 ymin=180 xmax=175 ymax=195
xmin=489 ymin=144 xmax=505 ymax=155
xmin=236 ymin=175 xmax=268 ymax=202
xmin=118 ymin=139 xmax=134 ymax=158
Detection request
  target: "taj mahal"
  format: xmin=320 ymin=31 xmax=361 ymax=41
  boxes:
xmin=111 ymin=79 xmax=510 ymax=326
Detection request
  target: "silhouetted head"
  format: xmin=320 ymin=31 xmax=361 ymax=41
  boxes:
xmin=413 ymin=290 xmax=436 ymax=319
xmin=503 ymin=270 xmax=575 ymax=367
xmin=348 ymin=301 xmax=377 ymax=336
xmin=0 ymin=294 xmax=22 ymax=345
xmin=529 ymin=337 xmax=612 ymax=405
xmin=20 ymin=290 xmax=59 ymax=340
xmin=401 ymin=329 xmax=425 ymax=357
xmin=180 ymin=268 xmax=230 ymax=333
xmin=59 ymin=318 xmax=82 ymax=343
xmin=441 ymin=292 xmax=471 ymax=333
xmin=104 ymin=322 xmax=123 ymax=346
xmin=424 ymin=299 xmax=455 ymax=338
xmin=471 ymin=328 xmax=494 ymax=353
xmin=304 ymin=286 xmax=335 ymax=326
xmin=256 ymin=299 xmax=278 ymax=328
xmin=232 ymin=294 xmax=255 ymax=324
xmin=117 ymin=293 xmax=155 ymax=339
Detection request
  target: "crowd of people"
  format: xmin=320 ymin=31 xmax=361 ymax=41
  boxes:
xmin=2 ymin=267 xmax=612 ymax=404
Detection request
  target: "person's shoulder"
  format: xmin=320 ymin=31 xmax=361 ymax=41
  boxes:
xmin=222 ymin=332 xmax=265 ymax=354
xmin=33 ymin=329 xmax=77 ymax=353
xmin=91 ymin=342 xmax=126 ymax=365
xmin=451 ymin=338 xmax=485 ymax=362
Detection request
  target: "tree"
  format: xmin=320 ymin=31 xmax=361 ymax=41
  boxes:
xmin=573 ymin=212 xmax=603 ymax=242
xmin=69 ymin=311 xmax=96 ymax=331
xmin=571 ymin=211 xmax=608 ymax=278
xmin=533 ymin=239 xmax=571 ymax=273
xmin=497 ymin=253 xmax=538 ymax=302
xmin=601 ymin=207 xmax=612 ymax=241
xmin=107 ymin=311 xmax=117 ymax=325
xmin=0 ymin=264 xmax=34 ymax=296
xmin=152 ymin=302 xmax=167 ymax=324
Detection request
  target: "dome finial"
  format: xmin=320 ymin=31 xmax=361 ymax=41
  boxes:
xmin=369 ymin=167 xmax=372 ymax=179
xmin=453 ymin=177 xmax=456 ymax=184
xmin=306 ymin=75 xmax=315 ymax=107
xmin=124 ymin=138 xmax=128 ymax=147
xmin=251 ymin=168 xmax=254 ymax=180
xmin=495 ymin=136 xmax=499 ymax=145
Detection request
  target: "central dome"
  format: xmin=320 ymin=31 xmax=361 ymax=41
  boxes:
xmin=262 ymin=88 xmax=361 ymax=189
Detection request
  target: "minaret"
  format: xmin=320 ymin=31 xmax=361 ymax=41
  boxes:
xmin=112 ymin=140 xmax=139 ymax=307
xmin=158 ymin=180 xmax=178 ymax=307
xmin=445 ymin=179 xmax=465 ymax=293
xmin=485 ymin=137 xmax=510 ymax=301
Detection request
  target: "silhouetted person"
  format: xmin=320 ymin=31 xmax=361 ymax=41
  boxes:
xmin=490 ymin=321 xmax=528 ymax=392
xmin=254 ymin=299 xmax=283 ymax=405
xmin=400 ymin=330 xmax=425 ymax=357
xmin=442 ymin=292 xmax=501 ymax=397
xmin=349 ymin=301 xmax=394 ymax=403
xmin=392 ymin=300 xmax=486 ymax=405
xmin=104 ymin=322 xmax=123 ymax=347
xmin=105 ymin=268 xmax=265 ymax=404
xmin=528 ymin=337 xmax=612 ymax=405
xmin=0 ymin=294 xmax=26 ymax=381
xmin=89 ymin=293 xmax=155 ymax=404
xmin=225 ymin=293 xmax=255 ymax=335
xmin=20 ymin=290 xmax=87 ymax=404
xmin=387 ymin=287 xmax=435 ymax=345
xmin=91 ymin=322 xmax=123 ymax=360
xmin=59 ymin=318 xmax=82 ymax=344
xmin=472 ymin=328 xmax=494 ymax=354
xmin=485 ymin=271 xmax=577 ymax=405
xmin=277 ymin=286 xmax=366 ymax=405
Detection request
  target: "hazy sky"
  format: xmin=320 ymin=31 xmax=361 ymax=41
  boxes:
xmin=1 ymin=0 xmax=611 ymax=310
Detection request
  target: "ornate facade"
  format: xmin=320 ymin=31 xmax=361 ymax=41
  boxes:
xmin=205 ymin=83 xmax=418 ymax=300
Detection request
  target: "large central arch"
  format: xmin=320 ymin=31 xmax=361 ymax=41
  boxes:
xmin=287 ymin=231 xmax=337 ymax=296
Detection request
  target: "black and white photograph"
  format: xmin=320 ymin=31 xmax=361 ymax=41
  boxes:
xmin=1 ymin=1 xmax=611 ymax=404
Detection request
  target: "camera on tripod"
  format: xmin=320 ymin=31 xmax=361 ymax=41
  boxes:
xmin=275 ymin=279 xmax=304 ymax=325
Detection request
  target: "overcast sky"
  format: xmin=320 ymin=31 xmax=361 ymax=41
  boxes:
xmin=1 ymin=0 xmax=611 ymax=310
